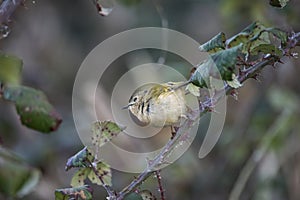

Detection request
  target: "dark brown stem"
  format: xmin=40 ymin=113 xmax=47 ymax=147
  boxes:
xmin=155 ymin=170 xmax=166 ymax=200
xmin=0 ymin=0 xmax=24 ymax=24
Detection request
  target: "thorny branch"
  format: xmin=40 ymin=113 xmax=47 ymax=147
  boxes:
xmin=115 ymin=32 xmax=300 ymax=199
xmin=117 ymin=114 xmax=197 ymax=200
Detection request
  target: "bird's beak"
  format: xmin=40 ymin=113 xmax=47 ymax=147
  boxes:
xmin=122 ymin=102 xmax=134 ymax=110
xmin=122 ymin=105 xmax=129 ymax=110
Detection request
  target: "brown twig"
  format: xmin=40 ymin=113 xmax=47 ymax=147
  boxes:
xmin=155 ymin=170 xmax=166 ymax=200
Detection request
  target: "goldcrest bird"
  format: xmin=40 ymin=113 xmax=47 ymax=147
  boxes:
xmin=124 ymin=82 xmax=189 ymax=127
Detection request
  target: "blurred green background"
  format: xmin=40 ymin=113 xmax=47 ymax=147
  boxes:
xmin=1 ymin=0 xmax=300 ymax=199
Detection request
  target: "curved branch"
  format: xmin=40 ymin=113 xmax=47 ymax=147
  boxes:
xmin=115 ymin=31 xmax=300 ymax=199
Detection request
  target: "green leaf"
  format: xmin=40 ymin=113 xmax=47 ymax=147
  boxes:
xmin=226 ymin=22 xmax=271 ymax=54
xmin=0 ymin=54 xmax=22 ymax=85
xmin=226 ymin=22 xmax=261 ymax=48
xmin=91 ymin=121 xmax=124 ymax=147
xmin=199 ymin=32 xmax=226 ymax=53
xmin=211 ymin=45 xmax=241 ymax=80
xmin=251 ymin=44 xmax=283 ymax=56
xmin=139 ymin=190 xmax=157 ymax=200
xmin=117 ymin=0 xmax=142 ymax=6
xmin=186 ymin=83 xmax=200 ymax=97
xmin=226 ymin=32 xmax=250 ymax=49
xmin=269 ymin=0 xmax=289 ymax=8
xmin=55 ymin=185 xmax=93 ymax=200
xmin=190 ymin=59 xmax=211 ymax=88
xmin=226 ymin=74 xmax=242 ymax=89
xmin=124 ymin=192 xmax=143 ymax=200
xmin=0 ymin=146 xmax=41 ymax=198
xmin=226 ymin=22 xmax=288 ymax=56
xmin=71 ymin=168 xmax=90 ymax=187
xmin=70 ymin=161 xmax=112 ymax=187
xmin=2 ymin=85 xmax=62 ymax=133
xmin=191 ymin=45 xmax=241 ymax=87
xmin=87 ymin=161 xmax=112 ymax=186
xmin=248 ymin=32 xmax=271 ymax=53
xmin=65 ymin=147 xmax=94 ymax=171
xmin=267 ymin=28 xmax=288 ymax=45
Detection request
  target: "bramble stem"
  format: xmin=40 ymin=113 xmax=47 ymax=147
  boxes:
xmin=117 ymin=117 xmax=198 ymax=199
xmin=115 ymin=32 xmax=300 ymax=199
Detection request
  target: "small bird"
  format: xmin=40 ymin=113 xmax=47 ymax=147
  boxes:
xmin=124 ymin=82 xmax=189 ymax=128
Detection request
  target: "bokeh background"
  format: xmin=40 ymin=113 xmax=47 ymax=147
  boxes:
xmin=1 ymin=0 xmax=300 ymax=199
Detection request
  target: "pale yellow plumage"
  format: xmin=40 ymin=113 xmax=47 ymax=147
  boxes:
xmin=126 ymin=82 xmax=188 ymax=127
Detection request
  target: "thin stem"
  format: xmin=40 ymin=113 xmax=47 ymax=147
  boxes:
xmin=117 ymin=117 xmax=197 ymax=199
xmin=155 ymin=170 xmax=166 ymax=200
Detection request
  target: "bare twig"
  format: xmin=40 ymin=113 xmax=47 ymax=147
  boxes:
xmin=0 ymin=0 xmax=24 ymax=25
xmin=117 ymin=116 xmax=198 ymax=199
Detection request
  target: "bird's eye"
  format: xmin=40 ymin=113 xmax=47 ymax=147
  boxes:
xmin=133 ymin=97 xmax=138 ymax=102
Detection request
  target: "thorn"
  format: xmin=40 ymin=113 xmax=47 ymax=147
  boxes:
xmin=145 ymin=157 xmax=153 ymax=167
xmin=238 ymin=68 xmax=243 ymax=75
xmin=251 ymin=73 xmax=260 ymax=81
xmin=230 ymin=90 xmax=238 ymax=100
xmin=277 ymin=59 xmax=284 ymax=64
xmin=189 ymin=67 xmax=197 ymax=79
xmin=170 ymin=126 xmax=179 ymax=139
xmin=239 ymin=68 xmax=246 ymax=75
xmin=291 ymin=52 xmax=299 ymax=58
